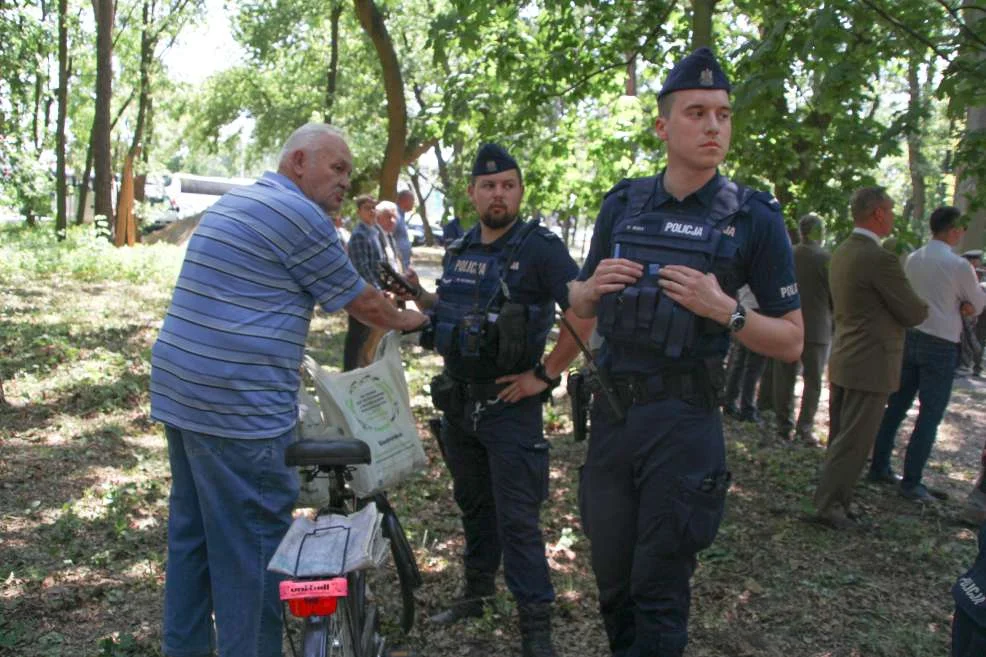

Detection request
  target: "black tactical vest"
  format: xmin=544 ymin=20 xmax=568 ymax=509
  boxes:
xmin=597 ymin=177 xmax=754 ymax=359
xmin=429 ymin=221 xmax=554 ymax=375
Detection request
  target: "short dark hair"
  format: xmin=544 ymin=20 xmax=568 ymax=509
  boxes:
xmin=354 ymin=194 xmax=375 ymax=209
xmin=929 ymin=205 xmax=961 ymax=235
xmin=658 ymin=94 xmax=674 ymax=118
xmin=397 ymin=189 xmax=414 ymax=200
xmin=850 ymin=186 xmax=890 ymax=223
xmin=799 ymin=213 xmax=822 ymax=239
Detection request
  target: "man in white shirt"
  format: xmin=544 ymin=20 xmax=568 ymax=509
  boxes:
xmin=868 ymin=206 xmax=986 ymax=502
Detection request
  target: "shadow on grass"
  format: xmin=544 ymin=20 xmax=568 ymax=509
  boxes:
xmin=0 ymin=369 xmax=149 ymax=436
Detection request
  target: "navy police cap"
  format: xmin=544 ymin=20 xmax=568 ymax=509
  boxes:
xmin=658 ymin=47 xmax=731 ymax=99
xmin=472 ymin=143 xmax=521 ymax=179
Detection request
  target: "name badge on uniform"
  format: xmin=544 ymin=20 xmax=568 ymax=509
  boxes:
xmin=660 ymin=220 xmax=708 ymax=240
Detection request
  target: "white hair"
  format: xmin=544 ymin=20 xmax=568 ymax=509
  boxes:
xmin=277 ymin=123 xmax=347 ymax=167
xmin=375 ymin=200 xmax=398 ymax=216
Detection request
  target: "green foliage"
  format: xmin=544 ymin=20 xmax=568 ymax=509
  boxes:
xmin=0 ymin=224 xmax=181 ymax=284
xmin=0 ymin=136 xmax=54 ymax=220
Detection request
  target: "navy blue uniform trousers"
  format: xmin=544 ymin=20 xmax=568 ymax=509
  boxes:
xmin=439 ymin=394 xmax=554 ymax=604
xmin=581 ymin=396 xmax=726 ymax=657
xmin=953 ymin=523 xmax=986 ymax=657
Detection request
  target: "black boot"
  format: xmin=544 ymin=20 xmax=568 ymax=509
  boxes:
xmin=518 ymin=602 xmax=556 ymax=657
xmin=428 ymin=568 xmax=495 ymax=625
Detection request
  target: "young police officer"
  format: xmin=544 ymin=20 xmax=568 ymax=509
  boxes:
xmin=568 ymin=48 xmax=804 ymax=657
xmin=408 ymin=143 xmax=593 ymax=657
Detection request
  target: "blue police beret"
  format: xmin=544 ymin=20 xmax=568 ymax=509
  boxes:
xmin=472 ymin=143 xmax=521 ymax=179
xmin=658 ymin=47 xmax=731 ymax=99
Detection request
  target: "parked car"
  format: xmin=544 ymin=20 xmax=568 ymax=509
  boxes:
xmin=406 ymin=215 xmax=441 ymax=246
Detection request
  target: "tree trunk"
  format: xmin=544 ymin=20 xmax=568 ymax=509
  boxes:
xmin=353 ymin=0 xmax=406 ymax=201
xmin=957 ymin=7 xmax=986 ymax=253
xmin=690 ymin=0 xmax=717 ymax=50
xmin=92 ymin=0 xmax=115 ymax=222
xmin=325 ymin=2 xmax=343 ymax=123
xmin=432 ymin=142 xmax=453 ymax=223
xmin=957 ymin=105 xmax=986 ymax=251
xmin=906 ymin=50 xmax=926 ymax=234
xmin=55 ymin=0 xmax=69 ymax=239
xmin=76 ymin=126 xmax=94 ymax=225
xmin=408 ymin=169 xmax=435 ymax=246
xmin=129 ymin=0 xmax=153 ymax=208
xmin=625 ymin=53 xmax=636 ymax=96
xmin=115 ymin=147 xmax=138 ymax=247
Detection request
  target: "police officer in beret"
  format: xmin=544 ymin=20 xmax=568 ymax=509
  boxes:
xmin=406 ymin=143 xmax=594 ymax=657
xmin=568 ymin=48 xmax=804 ymax=657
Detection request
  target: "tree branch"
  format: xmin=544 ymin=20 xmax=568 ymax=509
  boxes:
xmin=547 ymin=0 xmax=678 ymax=99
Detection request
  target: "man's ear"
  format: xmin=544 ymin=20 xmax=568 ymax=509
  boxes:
xmin=655 ymin=117 xmax=668 ymax=142
xmin=289 ymin=148 xmax=306 ymax=176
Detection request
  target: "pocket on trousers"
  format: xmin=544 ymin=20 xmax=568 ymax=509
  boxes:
xmin=671 ymin=474 xmax=727 ymax=555
xmin=521 ymin=440 xmax=550 ymax=503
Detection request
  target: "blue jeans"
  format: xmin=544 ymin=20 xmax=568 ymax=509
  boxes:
xmin=870 ymin=330 xmax=959 ymax=490
xmin=162 ymin=425 xmax=299 ymax=657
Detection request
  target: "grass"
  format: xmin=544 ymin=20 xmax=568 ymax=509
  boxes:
xmin=1 ymin=222 xmax=983 ymax=656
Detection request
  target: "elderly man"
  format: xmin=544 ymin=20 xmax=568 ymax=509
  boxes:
xmin=375 ymin=200 xmax=404 ymax=274
xmin=151 ymin=123 xmax=427 ymax=657
xmin=868 ymin=206 xmax=986 ymax=502
xmin=812 ymin=187 xmax=927 ymax=529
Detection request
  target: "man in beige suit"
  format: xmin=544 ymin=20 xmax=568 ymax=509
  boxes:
xmin=812 ymin=187 xmax=928 ymax=529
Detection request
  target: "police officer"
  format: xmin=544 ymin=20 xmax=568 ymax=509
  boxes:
xmin=407 ymin=143 xmax=593 ymax=657
xmin=568 ymin=48 xmax=804 ymax=657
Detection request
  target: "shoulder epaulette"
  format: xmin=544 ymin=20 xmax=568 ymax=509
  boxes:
xmin=604 ymin=178 xmax=634 ymax=201
xmin=534 ymin=225 xmax=562 ymax=242
xmin=749 ymin=190 xmax=781 ymax=212
xmin=446 ymin=232 xmax=473 ymax=255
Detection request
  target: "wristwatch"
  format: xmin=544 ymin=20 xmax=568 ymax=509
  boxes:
xmin=533 ymin=362 xmax=562 ymax=389
xmin=728 ymin=301 xmax=747 ymax=333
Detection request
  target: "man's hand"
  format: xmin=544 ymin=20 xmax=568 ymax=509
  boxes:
xmin=658 ymin=264 xmax=734 ymax=324
xmin=399 ymin=309 xmax=430 ymax=333
xmin=585 ymin=258 xmax=643 ymax=300
xmin=495 ymin=370 xmax=548 ymax=404
xmin=569 ymin=257 xmax=642 ymax=318
xmin=961 ymin=301 xmax=976 ymax=317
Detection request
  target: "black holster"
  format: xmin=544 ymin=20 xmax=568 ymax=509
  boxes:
xmin=430 ymin=371 xmax=462 ymax=414
xmin=567 ymin=369 xmax=589 ymax=442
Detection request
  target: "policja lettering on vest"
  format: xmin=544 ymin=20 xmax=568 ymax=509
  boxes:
xmin=568 ymin=47 xmax=804 ymax=657
xmin=404 ymin=142 xmax=596 ymax=657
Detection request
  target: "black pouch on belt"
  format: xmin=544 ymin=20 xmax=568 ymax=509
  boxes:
xmin=430 ymin=372 xmax=461 ymax=414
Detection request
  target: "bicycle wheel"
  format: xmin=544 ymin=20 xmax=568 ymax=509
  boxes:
xmin=300 ymin=611 xmax=353 ymax=657
xmin=373 ymin=493 xmax=422 ymax=634
xmin=346 ymin=570 xmax=382 ymax=657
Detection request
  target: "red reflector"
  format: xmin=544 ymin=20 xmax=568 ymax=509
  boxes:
xmin=287 ymin=596 xmax=338 ymax=618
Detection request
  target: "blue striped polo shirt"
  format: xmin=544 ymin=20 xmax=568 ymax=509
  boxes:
xmin=150 ymin=172 xmax=366 ymax=439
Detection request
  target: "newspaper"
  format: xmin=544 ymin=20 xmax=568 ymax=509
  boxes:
xmin=268 ymin=502 xmax=390 ymax=577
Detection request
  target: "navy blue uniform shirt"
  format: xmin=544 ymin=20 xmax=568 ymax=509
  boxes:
xmin=441 ymin=220 xmax=578 ymax=381
xmin=579 ymin=172 xmax=800 ymax=374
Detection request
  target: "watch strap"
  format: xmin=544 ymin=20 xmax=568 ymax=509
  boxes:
xmin=533 ymin=363 xmax=561 ymax=388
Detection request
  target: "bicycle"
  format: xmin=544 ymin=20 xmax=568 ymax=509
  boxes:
xmin=276 ymin=437 xmax=423 ymax=657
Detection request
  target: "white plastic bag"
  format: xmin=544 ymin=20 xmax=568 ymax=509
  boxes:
xmin=297 ymin=331 xmax=427 ymax=499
